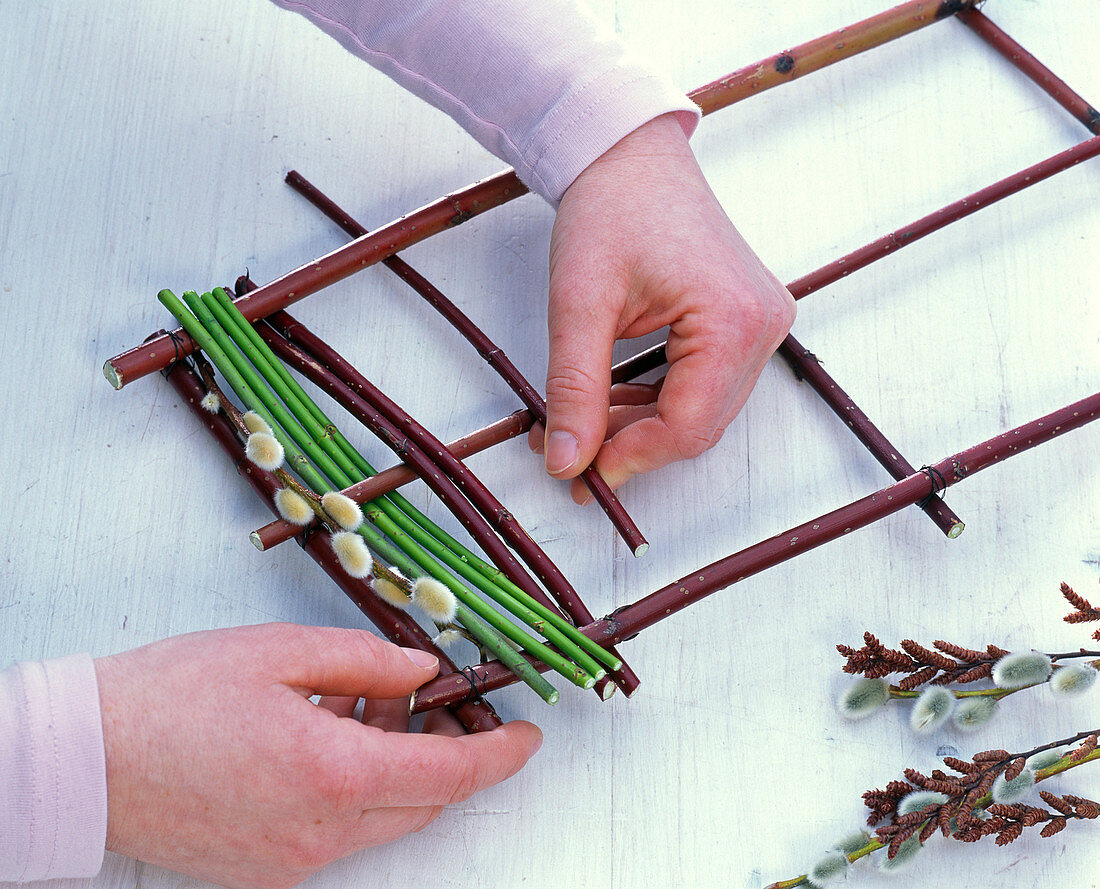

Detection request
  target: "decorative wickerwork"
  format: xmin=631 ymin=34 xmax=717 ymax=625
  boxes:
xmin=113 ymin=0 xmax=1098 ymax=730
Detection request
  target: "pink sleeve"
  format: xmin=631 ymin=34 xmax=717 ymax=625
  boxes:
xmin=269 ymin=0 xmax=700 ymax=204
xmin=0 ymin=654 xmax=108 ymax=882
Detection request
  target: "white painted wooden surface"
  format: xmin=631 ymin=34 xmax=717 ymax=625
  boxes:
xmin=2 ymin=1 xmax=1098 ymax=887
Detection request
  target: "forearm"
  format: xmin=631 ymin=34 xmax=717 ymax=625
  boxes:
xmin=268 ymin=0 xmax=699 ymax=203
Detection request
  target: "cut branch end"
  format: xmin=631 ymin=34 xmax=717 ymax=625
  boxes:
xmin=103 ymin=360 xmax=123 ymax=390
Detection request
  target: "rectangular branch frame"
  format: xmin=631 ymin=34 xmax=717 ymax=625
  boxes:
xmin=112 ymin=1 xmax=1099 ymax=730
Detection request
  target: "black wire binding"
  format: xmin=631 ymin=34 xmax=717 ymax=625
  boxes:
xmin=917 ymin=464 xmax=948 ymax=508
xmin=166 ymin=327 xmax=187 ymax=369
xmin=455 ymin=665 xmax=489 ymax=705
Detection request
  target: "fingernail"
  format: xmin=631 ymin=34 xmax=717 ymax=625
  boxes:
xmin=401 ymin=647 xmax=438 ymax=669
xmin=545 ymin=431 xmax=579 ymax=475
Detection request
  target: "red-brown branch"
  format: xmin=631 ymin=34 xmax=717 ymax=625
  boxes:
xmin=163 ymin=357 xmax=502 ymax=733
xmin=411 ymin=391 xmax=1100 ymax=711
xmin=690 ymin=0 xmax=978 ymax=114
xmin=283 ymin=169 xmax=648 ymax=557
xmin=104 ymin=0 xmax=972 ymax=389
xmin=778 ymin=333 xmax=964 ymax=537
xmin=958 ymin=8 xmax=1100 ymax=135
xmin=787 ymin=135 xmax=1100 ymax=300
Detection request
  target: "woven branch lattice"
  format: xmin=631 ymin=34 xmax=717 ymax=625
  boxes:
xmin=111 ymin=0 xmax=1099 ymax=729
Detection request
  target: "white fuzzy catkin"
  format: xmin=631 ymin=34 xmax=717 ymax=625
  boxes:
xmin=321 ymin=492 xmax=364 ymax=532
xmin=1050 ymin=663 xmax=1098 ymax=696
xmin=1026 ymin=749 xmax=1064 ymax=772
xmin=991 ymin=651 xmax=1053 ymax=689
xmin=370 ymin=576 xmax=411 ymax=610
xmin=200 ymin=391 xmax=221 ymax=413
xmin=876 ymin=833 xmax=921 ymax=873
xmin=909 ymin=686 xmax=955 ymax=733
xmin=331 ymin=531 xmax=371 ymax=578
xmin=952 ymin=695 xmax=997 ymax=731
xmin=838 ymin=677 xmax=890 ymax=719
xmin=242 ymin=411 xmax=273 ymax=435
xmin=245 ymin=432 xmax=284 ymax=472
xmin=806 ymin=851 xmax=848 ymax=888
xmin=274 ymin=488 xmax=314 ymax=525
xmin=411 ymin=577 xmax=458 ymax=624
xmin=991 ymin=769 xmax=1036 ymax=804
xmin=897 ymin=790 xmax=949 ymax=817
xmin=833 ymin=830 xmax=871 ymax=856
xmin=432 ymin=628 xmax=465 ymax=651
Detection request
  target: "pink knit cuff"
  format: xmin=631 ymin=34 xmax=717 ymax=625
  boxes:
xmin=521 ymin=68 xmax=700 ymax=205
xmin=0 ymin=654 xmax=108 ymax=881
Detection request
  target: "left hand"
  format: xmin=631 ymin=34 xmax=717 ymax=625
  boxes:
xmin=96 ymin=623 xmax=541 ymax=889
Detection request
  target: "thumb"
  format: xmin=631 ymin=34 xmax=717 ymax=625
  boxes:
xmin=269 ymin=624 xmax=439 ymax=700
xmin=544 ymin=263 xmax=618 ymax=479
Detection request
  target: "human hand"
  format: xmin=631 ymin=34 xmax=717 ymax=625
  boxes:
xmin=534 ymin=113 xmax=795 ymax=502
xmin=95 ymin=623 xmax=541 ymax=889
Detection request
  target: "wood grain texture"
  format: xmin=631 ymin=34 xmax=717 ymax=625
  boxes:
xmin=1 ymin=1 xmax=1097 ymax=888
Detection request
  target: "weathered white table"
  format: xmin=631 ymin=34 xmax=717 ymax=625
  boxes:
xmin=2 ymin=1 xmax=1097 ymax=887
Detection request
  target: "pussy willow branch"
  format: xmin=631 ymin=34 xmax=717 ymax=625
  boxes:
xmin=869 ymin=733 xmax=1100 ymax=855
xmin=252 ymin=336 xmax=659 ymax=549
xmin=105 ymin=0 xmax=978 ymax=389
xmin=255 ymin=316 xmax=618 ymax=696
xmin=840 ymin=630 xmax=1100 ymax=691
xmin=840 ymin=583 xmax=1100 ymax=690
xmin=195 ymin=353 xmax=331 ymax=524
xmin=256 ymin=332 xmax=664 ymax=545
xmin=250 ymin=407 xmax=533 ymax=550
xmin=766 ymin=731 xmax=1100 ymax=888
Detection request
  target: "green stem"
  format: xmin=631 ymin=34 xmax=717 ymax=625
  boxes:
xmin=888 ymin=684 xmax=1026 ymax=700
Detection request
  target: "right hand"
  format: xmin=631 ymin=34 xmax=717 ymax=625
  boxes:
xmin=533 ymin=113 xmax=795 ymax=500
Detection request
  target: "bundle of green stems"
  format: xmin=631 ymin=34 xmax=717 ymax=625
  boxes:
xmin=158 ymin=287 xmax=622 ymax=705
